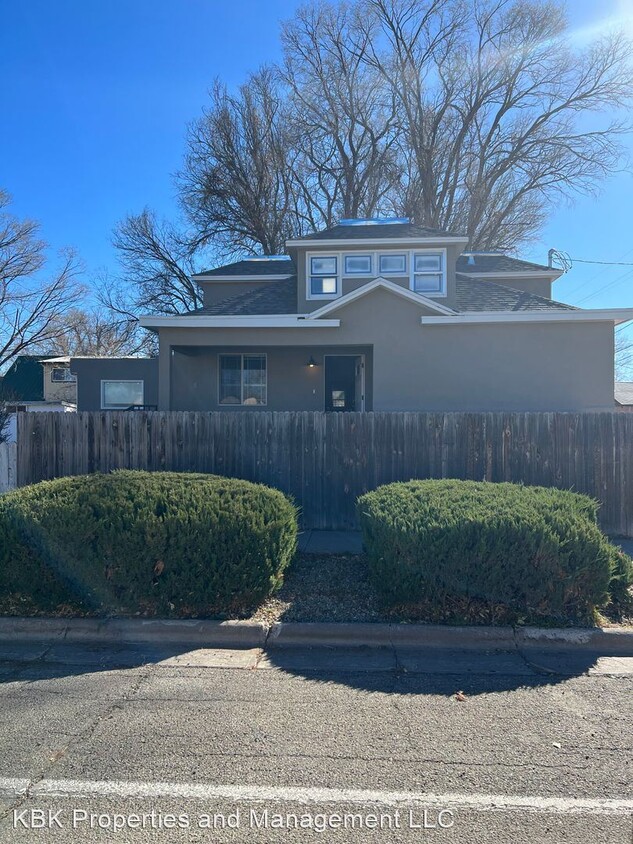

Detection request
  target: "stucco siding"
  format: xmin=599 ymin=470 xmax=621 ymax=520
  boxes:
xmin=71 ymin=358 xmax=159 ymax=411
xmin=155 ymin=287 xmax=614 ymax=412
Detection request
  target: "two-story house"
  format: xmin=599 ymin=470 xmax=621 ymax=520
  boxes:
xmin=71 ymin=219 xmax=633 ymax=412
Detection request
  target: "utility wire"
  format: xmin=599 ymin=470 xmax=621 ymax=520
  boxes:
xmin=568 ymin=258 xmax=633 ymax=266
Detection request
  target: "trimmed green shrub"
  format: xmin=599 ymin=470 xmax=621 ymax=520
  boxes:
xmin=358 ymin=480 xmax=630 ymax=622
xmin=0 ymin=471 xmax=298 ymax=616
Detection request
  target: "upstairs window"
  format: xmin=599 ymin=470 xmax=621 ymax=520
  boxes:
xmin=379 ymin=253 xmax=407 ymax=274
xmin=219 ymin=354 xmax=267 ymax=406
xmin=51 ymin=367 xmax=76 ymax=383
xmin=344 ymin=254 xmax=372 ymax=275
xmin=413 ymin=252 xmax=444 ymax=294
xmin=309 ymin=255 xmax=338 ymax=297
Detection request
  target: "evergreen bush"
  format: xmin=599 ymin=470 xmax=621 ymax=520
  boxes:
xmin=0 ymin=470 xmax=297 ymax=616
xmin=358 ymin=479 xmax=629 ymax=621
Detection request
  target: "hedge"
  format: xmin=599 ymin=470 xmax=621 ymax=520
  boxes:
xmin=0 ymin=471 xmax=298 ymax=616
xmin=358 ymin=479 xmax=631 ymax=622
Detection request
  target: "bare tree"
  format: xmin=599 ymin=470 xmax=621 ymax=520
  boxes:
xmin=0 ymin=190 xmax=83 ymax=371
xmin=362 ymin=0 xmax=633 ymax=249
xmin=281 ymin=2 xmax=400 ymax=229
xmin=112 ymin=209 xmax=202 ymax=314
xmin=616 ymin=333 xmax=633 ymax=381
xmin=43 ymin=306 xmax=154 ymax=358
xmin=179 ymin=69 xmax=296 ymax=257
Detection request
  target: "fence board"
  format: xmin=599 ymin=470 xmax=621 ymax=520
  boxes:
xmin=0 ymin=442 xmax=17 ymax=493
xmin=15 ymin=410 xmax=633 ymax=535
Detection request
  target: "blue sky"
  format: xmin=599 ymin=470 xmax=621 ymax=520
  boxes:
xmin=2 ymin=0 xmax=633 ymax=313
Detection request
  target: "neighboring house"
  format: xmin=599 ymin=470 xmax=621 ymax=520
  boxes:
xmin=74 ymin=219 xmax=633 ymax=413
xmin=615 ymin=382 xmax=633 ymax=411
xmin=0 ymin=355 xmax=77 ymax=441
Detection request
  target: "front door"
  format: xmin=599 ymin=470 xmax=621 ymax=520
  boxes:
xmin=325 ymin=356 xmax=361 ymax=411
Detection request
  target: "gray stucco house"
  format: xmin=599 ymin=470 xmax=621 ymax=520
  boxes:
xmin=72 ymin=219 xmax=633 ymax=412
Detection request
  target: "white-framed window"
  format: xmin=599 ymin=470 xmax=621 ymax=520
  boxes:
xmin=101 ymin=380 xmax=144 ymax=409
xmin=309 ymin=255 xmax=338 ymax=298
xmin=219 ymin=354 xmax=267 ymax=406
xmin=306 ymin=247 xmax=448 ymax=300
xmin=344 ymin=254 xmax=372 ymax=275
xmin=51 ymin=367 xmax=76 ymax=383
xmin=379 ymin=253 xmax=407 ymax=274
xmin=412 ymin=251 xmax=444 ymax=293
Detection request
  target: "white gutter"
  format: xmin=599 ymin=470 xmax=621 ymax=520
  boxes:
xmin=420 ymin=309 xmax=633 ymax=326
xmin=138 ymin=315 xmax=341 ymax=329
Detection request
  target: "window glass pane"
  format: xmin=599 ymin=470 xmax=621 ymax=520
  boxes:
xmin=103 ymin=381 xmax=144 ymax=408
xmin=379 ymin=254 xmax=406 ymax=273
xmin=51 ymin=368 xmax=76 ymax=382
xmin=311 ymin=256 xmax=337 ymax=274
xmin=219 ymin=355 xmax=242 ymax=405
xmin=414 ymin=273 xmax=443 ymax=293
xmin=414 ymin=253 xmax=442 ymax=272
xmin=311 ymin=276 xmax=337 ymax=295
xmin=220 ymin=355 xmax=267 ymax=406
xmin=332 ymin=390 xmax=346 ymax=408
xmin=344 ymin=255 xmax=372 ymax=274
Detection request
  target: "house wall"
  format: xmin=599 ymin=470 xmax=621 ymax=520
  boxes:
xmin=156 ymin=288 xmax=615 ymax=412
xmin=70 ymin=358 xmax=159 ymax=411
xmin=294 ymin=242 xmax=463 ymax=313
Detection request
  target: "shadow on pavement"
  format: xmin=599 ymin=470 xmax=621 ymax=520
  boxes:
xmin=0 ymin=639 xmax=624 ymax=697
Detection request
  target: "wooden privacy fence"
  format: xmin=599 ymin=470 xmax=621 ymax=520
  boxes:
xmin=16 ymin=410 xmax=633 ymax=535
xmin=0 ymin=442 xmax=17 ymax=493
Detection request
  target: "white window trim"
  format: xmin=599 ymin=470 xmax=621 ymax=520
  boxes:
xmin=306 ymin=248 xmax=448 ymax=301
xmin=218 ymin=353 xmax=268 ymax=407
xmin=100 ymin=379 xmax=144 ymax=410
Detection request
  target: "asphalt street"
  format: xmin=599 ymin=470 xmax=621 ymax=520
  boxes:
xmin=0 ymin=640 xmax=631 ymax=843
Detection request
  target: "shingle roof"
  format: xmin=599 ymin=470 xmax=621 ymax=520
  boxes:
xmin=194 ymin=274 xmax=573 ymax=316
xmin=0 ymin=355 xmax=45 ymax=401
xmin=199 ymin=276 xmax=298 ymax=315
xmin=615 ymin=382 xmax=633 ymax=405
xmin=195 ymin=259 xmax=295 ymax=277
xmin=455 ymin=275 xmax=574 ymax=312
xmin=295 ymin=222 xmax=465 ymax=241
xmin=457 ymin=254 xmax=555 ymax=274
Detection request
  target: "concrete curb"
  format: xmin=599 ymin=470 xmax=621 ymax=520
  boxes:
xmin=514 ymin=626 xmax=633 ymax=655
xmin=266 ymin=622 xmax=633 ymax=654
xmin=0 ymin=617 xmax=631 ymax=654
xmin=0 ymin=618 xmax=267 ymax=648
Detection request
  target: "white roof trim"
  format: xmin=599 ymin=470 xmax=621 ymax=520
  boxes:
xmin=40 ymin=356 xmax=71 ymax=364
xmin=193 ymin=274 xmax=292 ymax=282
xmin=286 ymin=236 xmax=469 ymax=247
xmin=421 ymin=309 xmax=633 ymax=325
xmin=307 ymin=277 xmax=457 ymax=319
xmin=138 ymin=315 xmax=340 ymax=329
xmin=458 ymin=270 xmax=562 ymax=280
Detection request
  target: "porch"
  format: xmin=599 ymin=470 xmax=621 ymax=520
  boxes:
xmin=168 ymin=345 xmax=374 ymax=412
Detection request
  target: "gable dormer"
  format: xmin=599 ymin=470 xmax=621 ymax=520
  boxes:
xmin=286 ymin=218 xmax=469 ymax=313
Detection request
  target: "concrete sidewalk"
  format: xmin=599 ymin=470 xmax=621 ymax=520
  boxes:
xmin=298 ymin=530 xmax=363 ymax=554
